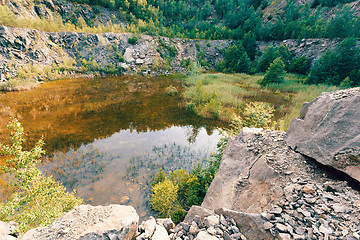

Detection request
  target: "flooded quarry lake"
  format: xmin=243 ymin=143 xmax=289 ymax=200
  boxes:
xmin=0 ymin=75 xmax=226 ymax=217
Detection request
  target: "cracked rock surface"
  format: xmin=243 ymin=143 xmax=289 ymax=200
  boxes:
xmin=202 ymin=127 xmax=360 ymax=239
xmin=287 ymin=87 xmax=360 ymax=182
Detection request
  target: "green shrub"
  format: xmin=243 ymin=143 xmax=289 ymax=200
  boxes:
xmin=184 ymin=176 xmax=201 ymax=206
xmin=256 ymin=45 xmax=278 ymax=73
xmin=185 ymin=102 xmax=197 ymax=114
xmin=229 ymin=102 xmax=282 ymax=135
xmin=189 ymin=62 xmax=203 ymax=77
xmin=150 ymin=178 xmax=178 ymax=218
xmin=0 ymin=119 xmax=82 ymax=233
xmin=339 ymin=77 xmax=353 ymax=89
xmin=224 ymin=43 xmax=251 ymax=73
xmin=203 ymin=94 xmax=221 ymax=119
xmin=168 ymin=169 xmax=190 ymax=201
xmin=180 ymin=58 xmax=192 ymax=68
xmin=184 ymin=80 xmax=222 ymax=119
xmin=153 ymin=168 xmax=166 ymax=186
xmin=165 ymin=85 xmax=178 ymax=96
xmin=128 ymin=35 xmax=139 ymax=44
xmin=259 ymin=57 xmax=285 ymax=86
xmin=171 ymin=208 xmax=186 ymax=224
xmin=288 ymin=56 xmax=311 ymax=75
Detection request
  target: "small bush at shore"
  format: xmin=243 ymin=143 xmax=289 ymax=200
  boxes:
xmin=150 ymin=178 xmax=178 ymax=218
xmin=0 ymin=119 xmax=82 ymax=233
xmin=150 ymin=135 xmax=228 ymax=223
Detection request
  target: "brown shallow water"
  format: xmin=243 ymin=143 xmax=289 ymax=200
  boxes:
xmin=0 ymin=75 xmax=226 ymax=217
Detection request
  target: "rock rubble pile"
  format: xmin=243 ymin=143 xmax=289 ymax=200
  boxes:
xmin=263 ymin=179 xmax=360 ymax=240
xmin=172 ymin=213 xmax=247 ymax=240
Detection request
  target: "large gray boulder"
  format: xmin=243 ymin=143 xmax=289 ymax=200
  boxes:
xmin=201 ymin=128 xmax=306 ymax=239
xmin=21 ymin=204 xmax=139 ymax=240
xmin=287 ymin=87 xmax=360 ymax=182
xmin=201 ymin=127 xmax=286 ymax=213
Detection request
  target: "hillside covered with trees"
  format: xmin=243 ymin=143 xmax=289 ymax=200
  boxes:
xmin=2 ymin=0 xmax=360 ymax=41
xmin=1 ymin=0 xmax=360 ymax=88
xmin=61 ymin=0 xmax=360 ymax=40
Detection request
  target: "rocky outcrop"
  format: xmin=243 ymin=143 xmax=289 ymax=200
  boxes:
xmin=21 ymin=204 xmax=139 ymax=240
xmin=287 ymin=87 xmax=360 ymax=182
xmin=173 ymin=206 xmax=250 ymax=240
xmin=201 ymin=127 xmax=360 ymax=239
xmin=258 ymin=38 xmax=356 ymax=61
xmin=202 ymin=127 xmax=291 ymax=213
xmin=0 ymin=24 xmax=230 ymax=83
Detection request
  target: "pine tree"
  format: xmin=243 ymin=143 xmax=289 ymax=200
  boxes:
xmin=224 ymin=43 xmax=251 ymax=73
xmin=259 ymin=57 xmax=286 ymax=86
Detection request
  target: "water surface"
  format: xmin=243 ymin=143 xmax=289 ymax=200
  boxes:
xmin=0 ymin=75 xmax=225 ymax=217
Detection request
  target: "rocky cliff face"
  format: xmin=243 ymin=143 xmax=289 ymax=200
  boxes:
xmin=21 ymin=205 xmax=139 ymax=240
xmin=258 ymin=38 xmax=355 ymax=60
xmin=0 ymin=24 xmax=230 ymax=83
xmin=1 ymin=23 xmax=353 ymax=87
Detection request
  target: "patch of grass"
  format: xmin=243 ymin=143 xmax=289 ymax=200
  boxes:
xmin=183 ymin=72 xmax=339 ymax=129
xmin=165 ymin=85 xmax=178 ymax=96
xmin=2 ymin=78 xmax=39 ymax=91
xmin=283 ymin=84 xmax=338 ymax=129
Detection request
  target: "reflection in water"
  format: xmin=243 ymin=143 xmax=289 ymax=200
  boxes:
xmin=66 ymin=126 xmax=221 ymax=218
xmin=125 ymin=143 xmax=206 ymax=180
xmin=41 ymin=146 xmax=112 ymax=192
xmin=0 ymin=75 xmax=226 ymax=218
xmin=0 ymin=75 xmax=225 ymax=154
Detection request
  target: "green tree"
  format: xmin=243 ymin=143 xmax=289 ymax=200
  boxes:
xmin=307 ymin=38 xmax=360 ymax=86
xmin=259 ymin=57 xmax=286 ymax=86
xmin=276 ymin=45 xmax=293 ymax=69
xmin=256 ymin=45 xmax=278 ymax=72
xmin=288 ymin=56 xmax=311 ymax=75
xmin=224 ymin=43 xmax=250 ymax=73
xmin=0 ymin=119 xmax=82 ymax=233
xmin=242 ymin=31 xmax=257 ymax=60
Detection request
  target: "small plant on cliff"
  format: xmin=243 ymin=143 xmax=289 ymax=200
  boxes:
xmin=0 ymin=119 xmax=82 ymax=233
xmin=128 ymin=35 xmax=139 ymax=44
